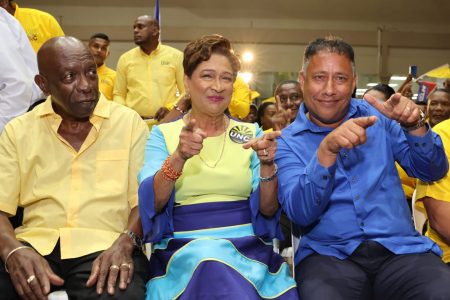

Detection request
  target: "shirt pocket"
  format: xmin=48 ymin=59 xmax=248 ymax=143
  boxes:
xmin=95 ymin=150 xmax=129 ymax=193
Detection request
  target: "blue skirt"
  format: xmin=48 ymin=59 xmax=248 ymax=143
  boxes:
xmin=145 ymin=200 xmax=298 ymax=299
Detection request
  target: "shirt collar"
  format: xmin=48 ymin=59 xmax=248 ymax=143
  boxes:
xmin=97 ymin=64 xmax=107 ymax=72
xmin=36 ymin=94 xmax=111 ymax=120
xmin=139 ymin=42 xmax=161 ymax=56
xmin=291 ymin=98 xmax=363 ymax=135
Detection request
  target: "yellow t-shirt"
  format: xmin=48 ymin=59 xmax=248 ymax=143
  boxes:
xmin=97 ymin=64 xmax=116 ymax=100
xmin=113 ymin=44 xmax=185 ymax=118
xmin=0 ymin=96 xmax=148 ymax=259
xmin=229 ymin=75 xmax=260 ymax=119
xmin=13 ymin=2 xmax=64 ymax=52
xmin=416 ymin=119 xmax=450 ymax=263
xmin=396 ymin=163 xmax=416 ymax=199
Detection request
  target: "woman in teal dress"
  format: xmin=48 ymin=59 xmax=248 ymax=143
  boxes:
xmin=138 ymin=34 xmax=298 ymax=299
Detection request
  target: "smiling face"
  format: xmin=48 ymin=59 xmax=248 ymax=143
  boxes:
xmin=36 ymin=38 xmax=99 ymax=121
xmin=276 ymin=82 xmax=303 ymax=121
xmin=299 ymin=51 xmax=356 ymax=128
xmin=185 ymin=53 xmax=234 ymax=118
xmin=427 ymin=90 xmax=450 ymax=127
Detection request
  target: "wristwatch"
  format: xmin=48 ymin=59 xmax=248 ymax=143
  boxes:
xmin=401 ymin=109 xmax=426 ymax=132
xmin=123 ymin=230 xmax=144 ymax=250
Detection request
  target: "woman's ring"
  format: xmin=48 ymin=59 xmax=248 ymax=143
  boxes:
xmin=26 ymin=275 xmax=36 ymax=284
xmin=109 ymin=265 xmax=120 ymax=271
xmin=263 ymin=149 xmax=268 ymax=156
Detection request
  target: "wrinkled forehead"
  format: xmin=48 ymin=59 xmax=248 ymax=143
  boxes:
xmin=43 ymin=46 xmax=95 ymax=74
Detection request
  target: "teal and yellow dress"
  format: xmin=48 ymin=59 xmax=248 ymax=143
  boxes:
xmin=138 ymin=116 xmax=298 ymax=299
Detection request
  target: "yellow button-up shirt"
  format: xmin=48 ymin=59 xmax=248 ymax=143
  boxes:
xmin=416 ymin=119 xmax=450 ymax=263
xmin=0 ymin=96 xmax=148 ymax=259
xmin=113 ymin=44 xmax=185 ymax=118
xmin=13 ymin=2 xmax=64 ymax=52
xmin=97 ymin=64 xmax=116 ymax=100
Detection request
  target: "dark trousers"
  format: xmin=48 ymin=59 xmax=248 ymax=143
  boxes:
xmin=295 ymin=240 xmax=450 ymax=300
xmin=0 ymin=242 xmax=149 ymax=300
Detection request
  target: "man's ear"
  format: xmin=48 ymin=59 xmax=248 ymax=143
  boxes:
xmin=35 ymin=74 xmax=50 ymax=96
xmin=298 ymin=70 xmax=305 ymax=91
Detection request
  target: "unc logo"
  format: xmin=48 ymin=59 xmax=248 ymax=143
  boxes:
xmin=229 ymin=125 xmax=253 ymax=144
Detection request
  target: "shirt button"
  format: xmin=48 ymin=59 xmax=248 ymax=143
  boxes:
xmin=355 ymin=194 xmax=360 ymax=200
xmin=351 ymin=177 xmax=357 ymax=183
xmin=414 ymin=143 xmax=419 ymax=147
xmin=322 ymin=175 xmax=328 ymax=180
xmin=360 ymin=221 xmax=365 ymax=227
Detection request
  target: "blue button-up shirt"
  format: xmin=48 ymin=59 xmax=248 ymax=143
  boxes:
xmin=276 ymin=99 xmax=448 ymax=265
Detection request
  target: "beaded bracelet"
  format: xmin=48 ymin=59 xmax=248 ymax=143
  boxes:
xmin=4 ymin=246 xmax=34 ymax=273
xmin=173 ymin=104 xmax=186 ymax=115
xmin=161 ymin=156 xmax=182 ymax=182
xmin=260 ymin=163 xmax=278 ymax=182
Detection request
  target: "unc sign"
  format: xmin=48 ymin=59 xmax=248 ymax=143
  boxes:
xmin=229 ymin=125 xmax=253 ymax=144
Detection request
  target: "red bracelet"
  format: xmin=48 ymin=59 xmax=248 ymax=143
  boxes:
xmin=161 ymin=156 xmax=182 ymax=181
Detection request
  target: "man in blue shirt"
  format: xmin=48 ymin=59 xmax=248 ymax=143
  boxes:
xmin=276 ymin=36 xmax=450 ymax=299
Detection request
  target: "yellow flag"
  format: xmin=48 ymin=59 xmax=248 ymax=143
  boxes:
xmin=421 ymin=64 xmax=450 ymax=79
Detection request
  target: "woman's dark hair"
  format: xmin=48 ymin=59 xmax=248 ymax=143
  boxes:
xmin=364 ymin=84 xmax=395 ymax=101
xmin=183 ymin=34 xmax=241 ymax=79
xmin=256 ymin=102 xmax=276 ymax=126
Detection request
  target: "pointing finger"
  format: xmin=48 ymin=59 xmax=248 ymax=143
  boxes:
xmin=352 ymin=116 xmax=377 ymax=129
xmin=363 ymin=93 xmax=385 ymax=113
xmin=242 ymin=138 xmax=258 ymax=149
xmin=262 ymin=130 xmax=282 ymax=141
xmin=184 ymin=118 xmax=196 ymax=132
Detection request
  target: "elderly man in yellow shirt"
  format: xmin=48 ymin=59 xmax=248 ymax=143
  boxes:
xmin=0 ymin=37 xmax=149 ymax=299
xmin=88 ymin=32 xmax=116 ymax=100
xmin=113 ymin=15 xmax=185 ymax=124
xmin=0 ymin=0 xmax=64 ymax=52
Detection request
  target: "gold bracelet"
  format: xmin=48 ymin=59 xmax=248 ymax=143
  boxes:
xmin=4 ymin=246 xmax=33 ymax=273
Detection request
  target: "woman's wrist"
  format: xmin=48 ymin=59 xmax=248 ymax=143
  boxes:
xmin=260 ymin=163 xmax=278 ymax=182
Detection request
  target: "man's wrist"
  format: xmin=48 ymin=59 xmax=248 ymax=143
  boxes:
xmin=401 ymin=109 xmax=426 ymax=131
xmin=122 ymin=230 xmax=144 ymax=250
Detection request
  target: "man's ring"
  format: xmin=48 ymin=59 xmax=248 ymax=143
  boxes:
xmin=26 ymin=275 xmax=36 ymax=284
xmin=120 ymin=263 xmax=131 ymax=269
xmin=263 ymin=149 xmax=268 ymax=156
xmin=109 ymin=265 xmax=120 ymax=271
xmin=406 ymin=106 xmax=412 ymax=111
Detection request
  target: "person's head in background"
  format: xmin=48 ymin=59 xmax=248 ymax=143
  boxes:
xmin=426 ymin=88 xmax=450 ymax=127
xmin=443 ymin=78 xmax=450 ymax=92
xmin=242 ymin=104 xmax=257 ymax=123
xmin=0 ymin=0 xmax=14 ymax=15
xmin=257 ymin=102 xmax=276 ymax=130
xmin=274 ymin=80 xmax=303 ymax=122
xmin=133 ymin=15 xmax=159 ymax=53
xmin=363 ymin=84 xmax=395 ymax=102
xmin=88 ymin=33 xmax=111 ymax=68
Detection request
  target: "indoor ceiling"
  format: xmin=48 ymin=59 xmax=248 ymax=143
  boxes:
xmin=20 ymin=0 xmax=450 ymax=26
